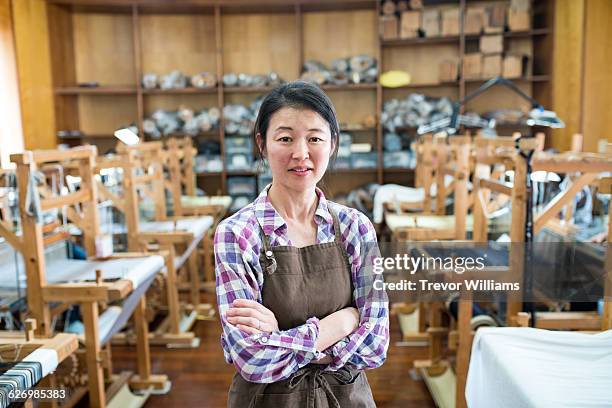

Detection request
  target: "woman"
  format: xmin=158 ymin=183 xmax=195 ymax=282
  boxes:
xmin=214 ymin=81 xmax=389 ymax=407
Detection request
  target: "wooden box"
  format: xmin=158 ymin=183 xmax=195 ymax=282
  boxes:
xmin=480 ymin=34 xmax=503 ymax=54
xmin=400 ymin=11 xmax=421 ymax=39
xmin=484 ymin=4 xmax=506 ymax=33
xmin=508 ymin=8 xmax=531 ymax=31
xmin=462 ymin=53 xmax=483 ymax=79
xmin=482 ymin=54 xmax=502 ymax=78
xmin=422 ymin=9 xmax=441 ymax=37
xmin=441 ymin=8 xmax=460 ymax=36
xmin=464 ymin=7 xmax=485 ymax=35
xmin=380 ymin=15 xmax=399 ymax=40
xmin=503 ymin=54 xmax=525 ymax=78
xmin=439 ymin=60 xmax=459 ymax=82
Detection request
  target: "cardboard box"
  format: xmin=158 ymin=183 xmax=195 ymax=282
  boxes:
xmin=439 ymin=60 xmax=459 ymax=82
xmin=464 ymin=7 xmax=485 ymax=35
xmin=482 ymin=54 xmax=502 ymax=78
xmin=441 ymin=8 xmax=460 ymax=36
xmin=463 ymin=53 xmax=483 ymax=79
xmin=380 ymin=15 xmax=399 ymax=40
xmin=484 ymin=4 xmax=506 ymax=33
xmin=400 ymin=11 xmax=421 ymax=39
xmin=503 ymin=54 xmax=525 ymax=78
xmin=508 ymin=8 xmax=530 ymax=31
xmin=422 ymin=9 xmax=441 ymax=37
xmin=511 ymin=0 xmax=530 ymax=12
xmin=480 ymin=34 xmax=503 ymax=54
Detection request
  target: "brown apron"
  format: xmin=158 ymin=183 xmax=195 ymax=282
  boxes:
xmin=228 ymin=210 xmax=376 ymax=408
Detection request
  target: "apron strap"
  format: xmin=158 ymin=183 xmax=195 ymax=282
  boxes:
xmin=330 ymin=208 xmax=342 ymax=243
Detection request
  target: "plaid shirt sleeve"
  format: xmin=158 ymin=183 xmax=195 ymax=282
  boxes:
xmin=325 ymin=206 xmax=390 ymax=371
xmin=214 ymin=217 xmax=326 ymax=383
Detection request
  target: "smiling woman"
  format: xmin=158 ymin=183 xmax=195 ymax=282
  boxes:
xmin=214 ymin=81 xmax=389 ymax=407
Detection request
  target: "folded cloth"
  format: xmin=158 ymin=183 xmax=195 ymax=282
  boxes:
xmin=466 ymin=327 xmax=612 ymax=408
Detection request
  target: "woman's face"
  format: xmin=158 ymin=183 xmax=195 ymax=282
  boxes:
xmin=258 ymin=107 xmax=334 ymax=194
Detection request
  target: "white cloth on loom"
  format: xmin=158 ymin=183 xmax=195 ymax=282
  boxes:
xmin=100 ymin=216 xmax=214 ymax=240
xmin=138 ymin=216 xmax=214 ymax=240
xmin=0 ymin=248 xmax=164 ymax=290
xmin=466 ymin=327 xmax=612 ymax=408
xmin=22 ymin=348 xmax=58 ymax=378
xmin=180 ymin=195 xmax=232 ymax=209
xmin=373 ymin=177 xmax=455 ymax=224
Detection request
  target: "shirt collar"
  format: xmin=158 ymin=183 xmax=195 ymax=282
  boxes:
xmin=254 ymin=185 xmax=334 ymax=235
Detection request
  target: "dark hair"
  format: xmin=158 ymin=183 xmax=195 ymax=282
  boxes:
xmin=253 ymin=81 xmax=340 ymax=162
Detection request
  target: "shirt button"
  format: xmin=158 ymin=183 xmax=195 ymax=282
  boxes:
xmin=365 ymin=323 xmax=372 ymax=330
xmin=265 ymin=250 xmax=273 ymax=257
xmin=260 ymin=336 xmax=268 ymax=344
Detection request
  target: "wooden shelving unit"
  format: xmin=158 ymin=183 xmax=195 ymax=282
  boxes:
xmin=46 ymin=0 xmax=554 ymax=198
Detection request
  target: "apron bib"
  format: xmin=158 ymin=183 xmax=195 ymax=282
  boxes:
xmin=228 ymin=210 xmax=376 ymax=408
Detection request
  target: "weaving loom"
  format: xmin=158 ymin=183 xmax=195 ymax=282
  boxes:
xmin=0 ymin=146 xmax=171 ymax=408
xmin=97 ymin=142 xmax=214 ymax=347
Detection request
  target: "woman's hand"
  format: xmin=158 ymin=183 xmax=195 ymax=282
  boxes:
xmin=315 ymin=306 xmax=360 ymax=352
xmin=226 ymin=299 xmax=279 ymax=335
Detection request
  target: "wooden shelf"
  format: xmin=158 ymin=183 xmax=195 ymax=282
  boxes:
xmin=321 ymin=83 xmax=377 ymax=91
xmin=381 ymin=36 xmax=460 ymax=47
xmin=143 ymin=88 xmax=217 ymax=95
xmin=464 ymin=76 xmax=550 ymax=84
xmin=55 ymin=86 xmax=136 ymax=95
xmin=383 ymin=81 xmax=459 ymax=90
xmin=223 ymin=86 xmax=275 ymax=94
xmin=47 ymin=1 xmax=554 ymax=197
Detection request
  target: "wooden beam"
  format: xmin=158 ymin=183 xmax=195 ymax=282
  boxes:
xmin=534 ymin=173 xmax=598 ymax=233
xmin=39 ymin=188 xmax=91 ymax=210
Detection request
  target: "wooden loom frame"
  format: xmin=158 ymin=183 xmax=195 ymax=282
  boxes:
xmin=164 ymin=136 xmax=230 ymax=285
xmin=452 ymin=140 xmax=612 ymax=408
xmin=1 ymin=146 xmax=169 ymax=408
xmin=388 ymin=135 xmax=472 ymax=243
xmin=96 ymin=141 xmax=211 ymax=347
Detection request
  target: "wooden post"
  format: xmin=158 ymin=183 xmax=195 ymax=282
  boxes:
xmin=82 ymin=301 xmax=105 ymax=408
xmin=163 ymin=245 xmax=181 ymax=335
xmin=188 ymin=250 xmax=201 ymax=307
xmin=453 ymin=137 xmax=470 ymax=240
xmin=123 ymin=155 xmax=142 ymax=252
xmin=134 ymin=296 xmax=152 ymax=382
xmin=166 ymin=138 xmax=184 ymax=217
xmin=79 ymin=149 xmax=101 ymax=256
xmin=508 ymin=151 xmax=527 ymax=324
xmin=15 ymin=156 xmax=51 ymax=336
xmin=455 ymin=294 xmax=473 ymax=408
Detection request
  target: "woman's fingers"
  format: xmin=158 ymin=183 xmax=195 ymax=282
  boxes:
xmin=227 ymin=315 xmax=259 ymax=328
xmin=232 ymin=299 xmax=274 ymax=317
xmin=227 ymin=307 xmax=267 ymax=322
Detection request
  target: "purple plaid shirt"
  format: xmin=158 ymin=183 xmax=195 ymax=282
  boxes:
xmin=214 ymin=186 xmax=389 ymax=383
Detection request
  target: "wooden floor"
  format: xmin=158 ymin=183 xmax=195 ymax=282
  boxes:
xmin=112 ymin=303 xmax=436 ymax=407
